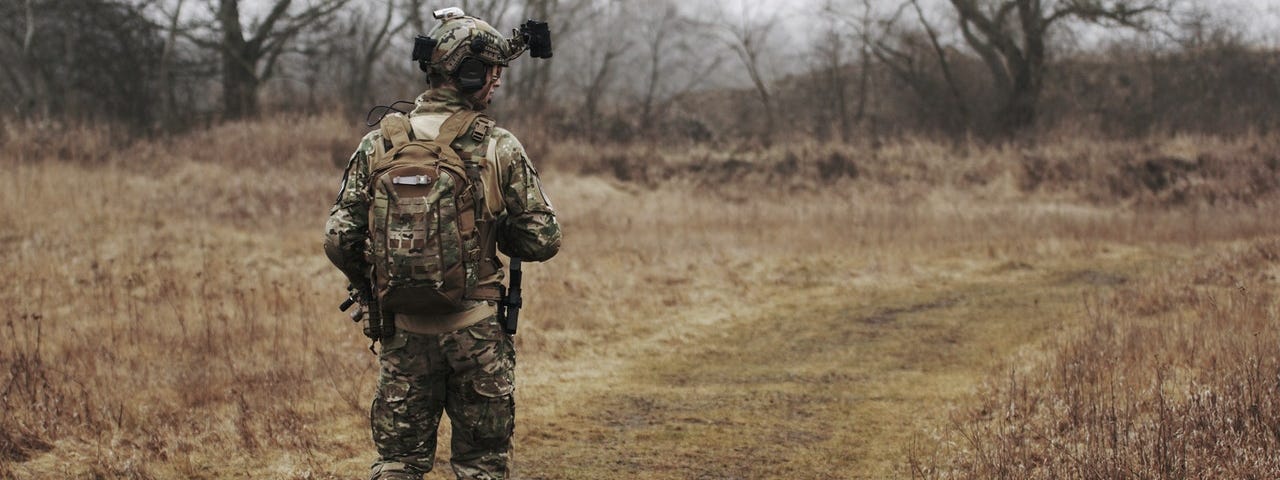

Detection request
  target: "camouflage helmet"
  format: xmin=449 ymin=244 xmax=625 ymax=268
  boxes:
xmin=418 ymin=9 xmax=513 ymax=78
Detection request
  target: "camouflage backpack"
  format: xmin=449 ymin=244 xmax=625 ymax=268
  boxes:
xmin=366 ymin=110 xmax=501 ymax=314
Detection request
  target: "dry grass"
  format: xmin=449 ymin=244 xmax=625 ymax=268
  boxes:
xmin=1 ymin=114 xmax=1278 ymax=478
xmin=910 ymin=240 xmax=1280 ymax=479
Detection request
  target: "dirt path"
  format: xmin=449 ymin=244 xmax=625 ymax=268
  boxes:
xmin=511 ymin=245 xmax=1181 ymax=479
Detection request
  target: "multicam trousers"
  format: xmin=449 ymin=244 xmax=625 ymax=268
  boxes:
xmin=369 ymin=315 xmax=516 ymax=480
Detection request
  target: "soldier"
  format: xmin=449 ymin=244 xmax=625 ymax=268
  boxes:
xmin=324 ymin=8 xmax=560 ymax=480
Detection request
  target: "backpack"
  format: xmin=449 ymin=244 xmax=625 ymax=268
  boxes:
xmin=366 ymin=110 xmax=501 ymax=314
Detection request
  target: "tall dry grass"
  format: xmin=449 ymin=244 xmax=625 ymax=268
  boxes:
xmin=910 ymin=239 xmax=1280 ymax=479
xmin=1 ymin=115 xmax=372 ymax=478
xmin=1 ymin=113 xmax=1278 ymax=478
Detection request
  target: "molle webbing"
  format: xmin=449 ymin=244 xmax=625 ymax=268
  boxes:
xmin=373 ymin=110 xmax=502 ymax=303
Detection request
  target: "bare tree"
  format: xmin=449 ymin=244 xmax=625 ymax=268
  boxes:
xmin=911 ymin=0 xmax=970 ymax=122
xmin=0 ymin=0 xmax=44 ymax=117
xmin=812 ymin=2 xmax=856 ymax=141
xmin=633 ymin=0 xmax=723 ymax=135
xmin=637 ymin=2 xmax=680 ymax=130
xmin=0 ymin=0 xmax=164 ymax=125
xmin=574 ymin=0 xmax=629 ymax=139
xmin=335 ymin=0 xmax=424 ymax=112
xmin=832 ymin=0 xmax=879 ymax=128
xmin=947 ymin=0 xmax=1168 ymax=134
xmin=187 ymin=0 xmax=348 ymax=119
xmin=156 ymin=0 xmax=188 ymax=122
xmin=713 ymin=0 xmax=782 ymax=142
xmin=861 ymin=0 xmax=974 ymax=133
xmin=505 ymin=0 xmax=593 ymax=117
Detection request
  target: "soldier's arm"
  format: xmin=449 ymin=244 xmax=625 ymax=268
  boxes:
xmin=492 ymin=129 xmax=561 ymax=262
xmin=324 ymin=132 xmax=379 ymax=283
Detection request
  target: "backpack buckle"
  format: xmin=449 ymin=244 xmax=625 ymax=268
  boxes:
xmin=471 ymin=117 xmax=495 ymax=143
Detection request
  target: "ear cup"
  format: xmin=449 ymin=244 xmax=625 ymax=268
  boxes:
xmin=455 ymin=58 xmax=488 ymax=93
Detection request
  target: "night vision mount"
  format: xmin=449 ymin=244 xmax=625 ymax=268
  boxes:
xmin=510 ymin=19 xmax=553 ymax=59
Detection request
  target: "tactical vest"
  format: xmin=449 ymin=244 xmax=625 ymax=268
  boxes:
xmin=366 ymin=110 xmax=501 ymax=314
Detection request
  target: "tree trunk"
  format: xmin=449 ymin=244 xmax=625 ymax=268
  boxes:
xmin=218 ymin=0 xmax=258 ymax=119
xmin=222 ymin=47 xmax=260 ymax=119
xmin=997 ymin=56 xmax=1042 ymax=135
xmin=158 ymin=0 xmax=186 ymax=126
xmin=213 ymin=0 xmax=344 ymax=119
xmin=583 ymin=46 xmax=621 ymax=140
xmin=999 ymin=85 xmax=1037 ymax=134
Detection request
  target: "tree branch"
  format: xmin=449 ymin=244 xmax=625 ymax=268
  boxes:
xmin=247 ymin=0 xmax=294 ymax=50
xmin=950 ymin=0 xmax=1025 ymax=66
xmin=22 ymin=0 xmax=34 ymax=57
xmin=958 ymin=16 xmax=1012 ymax=92
xmin=911 ymin=0 xmax=969 ymax=117
xmin=1047 ymin=0 xmax=1164 ymax=29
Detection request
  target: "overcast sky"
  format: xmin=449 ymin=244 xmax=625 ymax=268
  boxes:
xmin=686 ymin=0 xmax=1280 ymax=84
xmin=766 ymin=0 xmax=1280 ymax=45
xmin=236 ymin=0 xmax=1280 ymax=46
xmin=230 ymin=0 xmax=1280 ymax=90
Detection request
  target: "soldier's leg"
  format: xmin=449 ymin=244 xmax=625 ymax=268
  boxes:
xmin=370 ymin=330 xmax=449 ymax=480
xmin=442 ymin=315 xmax=516 ymax=480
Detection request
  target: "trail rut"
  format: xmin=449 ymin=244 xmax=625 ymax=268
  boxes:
xmin=513 ymin=247 xmax=1181 ymax=479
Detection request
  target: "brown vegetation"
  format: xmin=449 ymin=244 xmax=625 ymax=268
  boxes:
xmin=911 ymin=240 xmax=1280 ymax=478
xmin=2 ymin=114 xmax=1278 ymax=478
xmin=5 ymin=1 xmax=1280 ymax=478
xmin=542 ymin=131 xmax=1280 ymax=208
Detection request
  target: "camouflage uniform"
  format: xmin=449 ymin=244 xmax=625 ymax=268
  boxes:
xmin=324 ymin=87 xmax=561 ymax=479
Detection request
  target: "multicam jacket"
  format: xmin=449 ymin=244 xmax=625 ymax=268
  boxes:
xmin=324 ymin=88 xmax=561 ymax=330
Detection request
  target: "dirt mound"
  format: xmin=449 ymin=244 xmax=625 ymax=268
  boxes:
xmin=1106 ymin=153 xmax=1280 ymax=205
xmin=1016 ymin=143 xmax=1280 ymax=206
xmin=554 ymin=136 xmax=1280 ymax=206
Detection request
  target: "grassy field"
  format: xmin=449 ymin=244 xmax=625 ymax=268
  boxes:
xmin=1 ymin=116 xmax=1278 ymax=478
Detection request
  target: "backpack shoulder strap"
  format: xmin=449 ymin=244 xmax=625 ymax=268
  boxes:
xmin=435 ymin=111 xmax=483 ymax=150
xmin=378 ymin=113 xmax=414 ymax=149
xmin=450 ymin=113 xmax=495 ymax=218
xmin=371 ymin=113 xmax=416 ymax=174
xmin=458 ymin=113 xmax=502 ymax=301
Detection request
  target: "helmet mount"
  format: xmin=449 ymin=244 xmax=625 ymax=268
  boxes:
xmin=411 ymin=7 xmax=553 ymax=87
